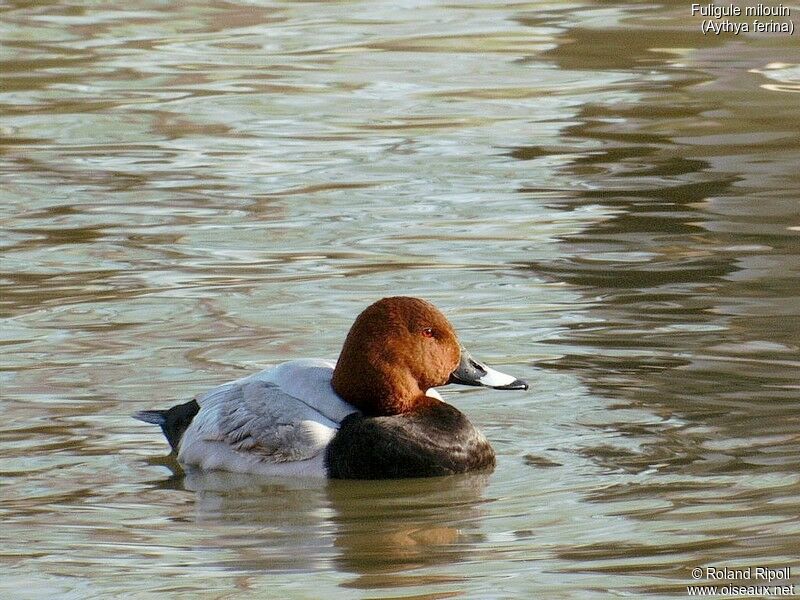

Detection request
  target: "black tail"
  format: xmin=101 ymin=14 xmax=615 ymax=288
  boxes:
xmin=134 ymin=399 xmax=200 ymax=453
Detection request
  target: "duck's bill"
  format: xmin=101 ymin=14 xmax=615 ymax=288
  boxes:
xmin=449 ymin=347 xmax=528 ymax=390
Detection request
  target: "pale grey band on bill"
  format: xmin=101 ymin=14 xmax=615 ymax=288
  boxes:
xmin=449 ymin=346 xmax=528 ymax=391
xmin=478 ymin=365 xmax=519 ymax=388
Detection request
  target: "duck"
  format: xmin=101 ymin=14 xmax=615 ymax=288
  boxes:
xmin=134 ymin=296 xmax=528 ymax=479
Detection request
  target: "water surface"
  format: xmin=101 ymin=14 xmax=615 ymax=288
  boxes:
xmin=2 ymin=1 xmax=799 ymax=598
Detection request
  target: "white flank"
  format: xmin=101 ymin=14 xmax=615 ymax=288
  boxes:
xmin=425 ymin=388 xmax=444 ymax=400
xmin=176 ymin=359 xmax=358 ymax=475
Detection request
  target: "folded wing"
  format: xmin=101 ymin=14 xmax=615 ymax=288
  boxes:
xmin=178 ymin=361 xmax=358 ymax=473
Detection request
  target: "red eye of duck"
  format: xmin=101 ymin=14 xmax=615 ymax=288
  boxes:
xmin=421 ymin=327 xmax=435 ymax=338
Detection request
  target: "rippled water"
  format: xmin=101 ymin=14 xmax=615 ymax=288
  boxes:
xmin=2 ymin=1 xmax=799 ymax=598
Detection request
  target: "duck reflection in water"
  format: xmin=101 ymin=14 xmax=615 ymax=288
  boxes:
xmin=149 ymin=466 xmax=491 ymax=582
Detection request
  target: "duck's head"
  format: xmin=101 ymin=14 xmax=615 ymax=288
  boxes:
xmin=331 ymin=297 xmax=528 ymax=416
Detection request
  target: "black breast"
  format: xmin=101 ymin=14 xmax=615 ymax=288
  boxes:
xmin=325 ymin=400 xmax=496 ymax=479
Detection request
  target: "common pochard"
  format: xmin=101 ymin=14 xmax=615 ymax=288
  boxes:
xmin=135 ymin=296 xmax=527 ymax=479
